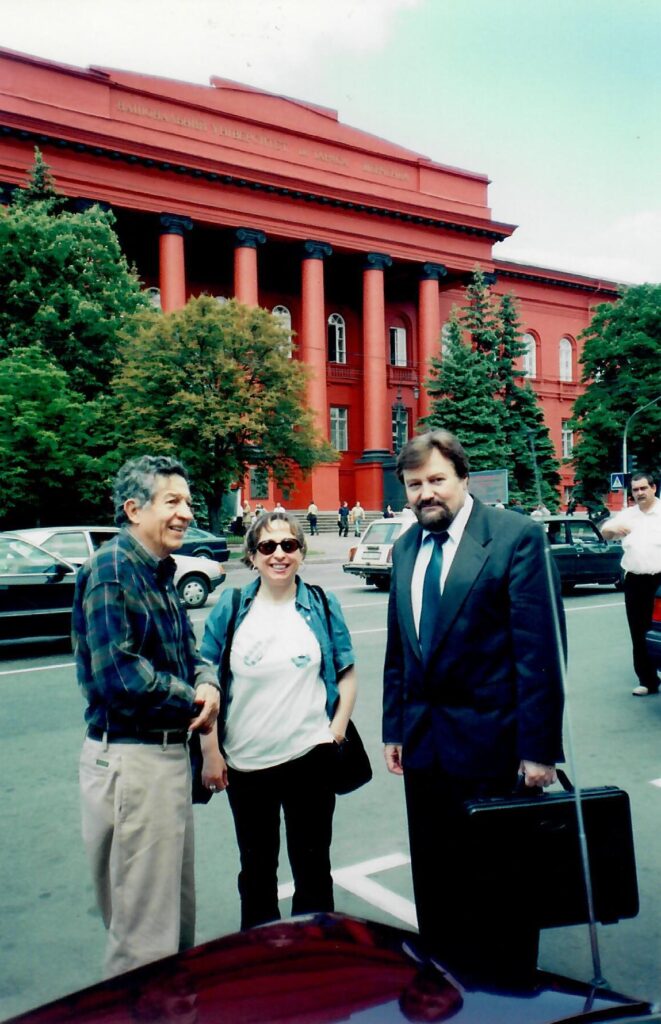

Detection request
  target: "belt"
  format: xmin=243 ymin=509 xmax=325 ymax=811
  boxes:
xmin=86 ymin=725 xmax=188 ymax=745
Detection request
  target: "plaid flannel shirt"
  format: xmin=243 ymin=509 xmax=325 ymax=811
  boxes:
xmin=72 ymin=528 xmax=218 ymax=733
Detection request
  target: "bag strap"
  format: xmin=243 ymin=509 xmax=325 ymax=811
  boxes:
xmin=218 ymin=588 xmax=241 ymax=737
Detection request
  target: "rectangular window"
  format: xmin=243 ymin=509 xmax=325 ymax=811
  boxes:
xmin=389 ymin=327 xmax=407 ymax=367
xmin=330 ymin=406 xmax=348 ymax=451
xmin=561 ymin=421 xmax=574 ymax=459
xmin=249 ymin=466 xmax=269 ymax=499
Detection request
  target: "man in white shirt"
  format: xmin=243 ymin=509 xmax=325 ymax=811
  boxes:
xmin=602 ymin=473 xmax=661 ymax=696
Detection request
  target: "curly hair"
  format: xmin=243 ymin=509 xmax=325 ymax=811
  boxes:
xmin=242 ymin=511 xmax=307 ymax=567
xmin=113 ymin=455 xmax=190 ymax=526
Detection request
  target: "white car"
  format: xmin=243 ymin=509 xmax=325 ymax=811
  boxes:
xmin=8 ymin=526 xmax=226 ymax=609
xmin=342 ymin=515 xmax=415 ymax=590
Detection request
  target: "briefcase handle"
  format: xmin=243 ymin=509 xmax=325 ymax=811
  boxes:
xmin=515 ymin=767 xmax=574 ymax=797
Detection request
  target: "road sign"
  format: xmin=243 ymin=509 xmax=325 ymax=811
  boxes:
xmin=610 ymin=473 xmax=629 ymax=491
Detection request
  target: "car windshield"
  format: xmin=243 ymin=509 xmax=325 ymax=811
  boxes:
xmin=361 ymin=523 xmax=402 ymax=545
xmin=0 ymin=537 xmax=65 ymax=573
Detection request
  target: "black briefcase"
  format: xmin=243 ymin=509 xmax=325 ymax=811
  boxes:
xmin=463 ymin=771 xmax=639 ymax=928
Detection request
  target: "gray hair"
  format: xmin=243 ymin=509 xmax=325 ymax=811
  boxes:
xmin=113 ymin=455 xmax=190 ymax=526
xmin=242 ymin=511 xmax=307 ymax=567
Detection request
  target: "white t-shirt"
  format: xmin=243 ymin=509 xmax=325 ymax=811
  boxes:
xmin=224 ymin=596 xmax=333 ymax=771
xmin=606 ymin=500 xmax=661 ymax=575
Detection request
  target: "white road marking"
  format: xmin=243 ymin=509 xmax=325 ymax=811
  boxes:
xmin=0 ymin=661 xmax=74 ymax=676
xmin=565 ymin=602 xmax=624 ymax=613
xmin=650 ymin=778 xmax=661 ymax=789
xmin=278 ymin=852 xmax=418 ymax=928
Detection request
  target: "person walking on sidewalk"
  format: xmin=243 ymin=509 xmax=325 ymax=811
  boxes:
xmin=338 ymin=501 xmax=350 ymax=537
xmin=601 ymin=472 xmax=661 ymax=696
xmin=307 ymin=501 xmax=319 ymax=536
xmin=351 ymin=501 xmax=365 ymax=537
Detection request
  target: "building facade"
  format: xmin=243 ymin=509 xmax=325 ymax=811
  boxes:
xmin=0 ymin=48 xmax=618 ymax=510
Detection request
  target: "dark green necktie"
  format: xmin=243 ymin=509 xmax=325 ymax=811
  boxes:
xmin=419 ymin=531 xmax=449 ymax=660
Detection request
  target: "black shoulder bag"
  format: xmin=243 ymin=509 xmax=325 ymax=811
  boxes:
xmin=308 ymin=583 xmax=372 ymax=795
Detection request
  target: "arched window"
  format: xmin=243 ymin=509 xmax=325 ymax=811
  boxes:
xmin=327 ymin=313 xmax=346 ymax=363
xmin=559 ymin=337 xmax=573 ymax=382
xmin=522 ymin=333 xmax=537 ymax=378
xmin=441 ymin=322 xmax=452 ymax=357
xmin=272 ymin=305 xmax=292 ymax=357
xmin=146 ymin=287 xmax=161 ymax=310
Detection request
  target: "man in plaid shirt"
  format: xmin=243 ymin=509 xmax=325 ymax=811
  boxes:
xmin=73 ymin=455 xmax=220 ymax=977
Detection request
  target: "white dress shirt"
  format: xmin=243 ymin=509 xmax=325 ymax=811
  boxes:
xmin=412 ymin=493 xmax=474 ymax=637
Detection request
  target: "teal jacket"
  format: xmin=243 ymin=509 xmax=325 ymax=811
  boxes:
xmin=200 ymin=576 xmax=354 ymax=728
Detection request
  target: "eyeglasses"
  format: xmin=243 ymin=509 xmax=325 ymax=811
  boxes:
xmin=255 ymin=538 xmax=302 ymax=556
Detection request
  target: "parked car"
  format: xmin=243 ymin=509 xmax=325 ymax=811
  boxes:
xmin=0 ymin=535 xmax=78 ymax=645
xmin=176 ymin=524 xmax=229 ymax=562
xmin=5 ymin=527 xmax=225 ymax=614
xmin=3 ymin=912 xmax=654 ymax=1024
xmin=645 ymin=583 xmax=661 ymax=680
xmin=535 ymin=515 xmax=624 ymax=592
xmin=343 ymin=515 xmax=415 ymax=590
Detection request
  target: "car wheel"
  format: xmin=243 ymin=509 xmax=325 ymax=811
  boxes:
xmin=373 ymin=577 xmax=391 ymax=592
xmin=177 ymin=573 xmax=210 ymax=608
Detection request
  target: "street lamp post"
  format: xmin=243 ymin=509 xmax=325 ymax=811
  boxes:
xmin=621 ymin=395 xmax=661 ymax=509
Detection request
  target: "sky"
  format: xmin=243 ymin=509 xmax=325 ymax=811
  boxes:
xmin=2 ymin=0 xmax=660 ymax=285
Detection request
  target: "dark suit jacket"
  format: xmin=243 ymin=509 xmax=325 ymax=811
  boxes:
xmin=382 ymin=499 xmax=565 ymax=779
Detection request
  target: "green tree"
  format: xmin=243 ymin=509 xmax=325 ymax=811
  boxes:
xmin=112 ymin=295 xmax=336 ymax=531
xmin=572 ymin=284 xmax=661 ymax=502
xmin=422 ymin=271 xmax=560 ymax=508
xmin=0 ymin=345 xmax=115 ymax=527
xmin=496 ymin=292 xmax=560 ymax=508
xmin=0 ymin=150 xmax=149 ymax=398
xmin=423 ymin=309 xmax=510 ymax=469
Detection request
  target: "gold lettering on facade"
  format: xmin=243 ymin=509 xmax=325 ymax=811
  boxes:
xmin=115 ymin=99 xmax=287 ymax=152
xmin=362 ymin=160 xmax=411 ymax=182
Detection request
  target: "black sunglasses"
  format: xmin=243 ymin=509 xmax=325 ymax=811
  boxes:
xmin=255 ymin=538 xmax=302 ymax=556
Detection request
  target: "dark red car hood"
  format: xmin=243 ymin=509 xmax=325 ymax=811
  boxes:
xmin=6 ymin=914 xmax=653 ymax=1024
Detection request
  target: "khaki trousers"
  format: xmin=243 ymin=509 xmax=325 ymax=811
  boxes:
xmin=80 ymin=736 xmax=195 ymax=977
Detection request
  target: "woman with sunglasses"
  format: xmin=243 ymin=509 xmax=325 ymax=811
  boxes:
xmin=199 ymin=511 xmax=357 ymax=930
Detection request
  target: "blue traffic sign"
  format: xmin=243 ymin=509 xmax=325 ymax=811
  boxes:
xmin=610 ymin=473 xmax=625 ymax=490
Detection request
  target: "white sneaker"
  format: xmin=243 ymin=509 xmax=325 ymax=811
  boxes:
xmin=632 ymin=685 xmax=658 ymax=696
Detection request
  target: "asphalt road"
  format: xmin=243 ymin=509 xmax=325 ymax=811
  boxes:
xmin=1 ymin=560 xmax=660 ymax=1019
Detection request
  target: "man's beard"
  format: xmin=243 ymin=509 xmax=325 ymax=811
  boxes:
xmin=414 ymin=500 xmax=455 ymax=532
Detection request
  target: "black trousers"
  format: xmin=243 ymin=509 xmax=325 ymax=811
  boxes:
xmin=227 ymin=744 xmax=336 ymax=930
xmin=624 ymin=572 xmax=661 ymax=689
xmin=404 ymin=763 xmax=540 ymax=987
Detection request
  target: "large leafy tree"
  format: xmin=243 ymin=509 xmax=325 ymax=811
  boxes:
xmin=0 ymin=345 xmax=116 ymax=526
xmin=112 ymin=295 xmax=336 ymax=531
xmin=572 ymin=284 xmax=661 ymax=502
xmin=423 ymin=270 xmax=560 ymax=508
xmin=0 ymin=149 xmax=149 ymax=398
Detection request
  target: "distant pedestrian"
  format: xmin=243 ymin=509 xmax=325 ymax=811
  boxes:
xmin=274 ymin=501 xmax=286 ymax=513
xmin=530 ymin=502 xmax=550 ymax=519
xmin=351 ymin=501 xmax=365 ymax=537
xmin=242 ymin=501 xmax=253 ymax=529
xmin=383 ymin=504 xmax=395 ymax=519
xmin=307 ymin=501 xmax=319 ymax=536
xmin=254 ymin=503 xmax=265 ymax=516
xmin=601 ymin=472 xmax=661 ymax=696
xmin=338 ymin=502 xmax=350 ymax=537
xmin=509 ymin=498 xmax=526 ymax=515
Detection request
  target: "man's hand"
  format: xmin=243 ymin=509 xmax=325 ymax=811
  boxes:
xmin=519 ymin=759 xmax=557 ymax=787
xmin=384 ymin=743 xmax=404 ymax=775
xmin=601 ymin=521 xmax=631 ymax=539
xmin=190 ymin=683 xmax=220 ymax=733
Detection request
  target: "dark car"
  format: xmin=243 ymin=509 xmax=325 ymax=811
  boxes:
xmin=4 ymin=913 xmax=654 ymax=1024
xmin=536 ymin=515 xmax=624 ymax=592
xmin=645 ymin=584 xmax=661 ymax=680
xmin=0 ymin=535 xmax=77 ymax=645
xmin=177 ymin=525 xmax=229 ymax=562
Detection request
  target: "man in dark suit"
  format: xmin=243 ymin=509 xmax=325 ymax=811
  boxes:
xmin=383 ymin=430 xmax=565 ymax=986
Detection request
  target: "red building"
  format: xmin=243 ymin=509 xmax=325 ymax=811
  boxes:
xmin=0 ymin=47 xmax=618 ymax=511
